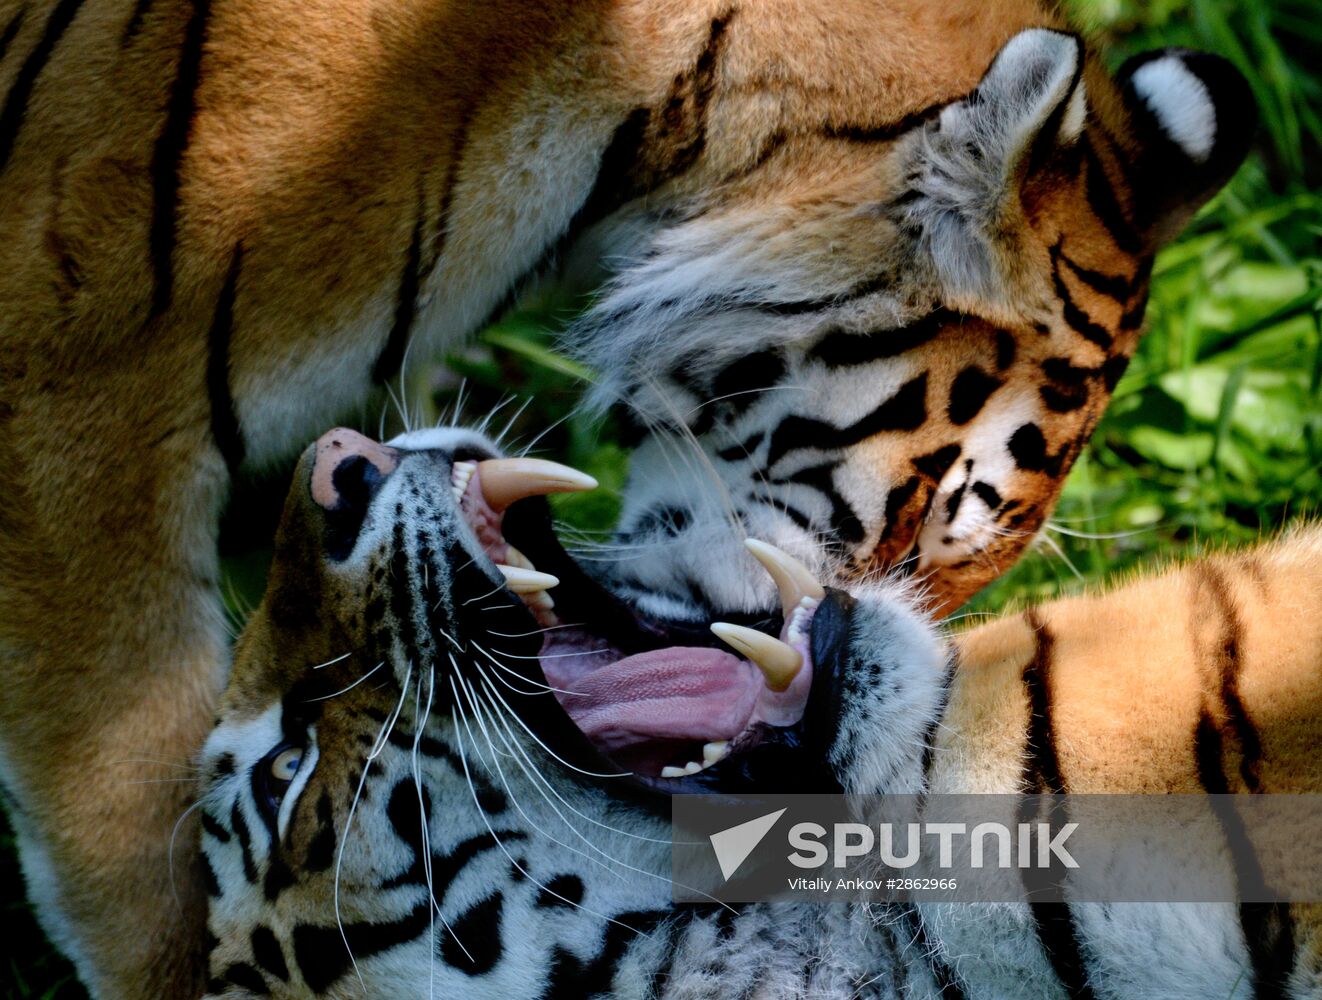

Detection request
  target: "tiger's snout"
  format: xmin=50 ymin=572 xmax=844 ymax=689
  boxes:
xmin=309 ymin=427 xmax=399 ymax=560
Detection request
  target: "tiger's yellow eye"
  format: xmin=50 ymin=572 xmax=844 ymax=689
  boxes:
xmin=270 ymin=747 xmax=302 ymax=783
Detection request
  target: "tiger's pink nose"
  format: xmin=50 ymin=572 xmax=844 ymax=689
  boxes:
xmin=310 ymin=428 xmax=399 ymax=512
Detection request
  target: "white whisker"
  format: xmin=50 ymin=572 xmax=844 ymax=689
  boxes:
xmin=311 ymin=651 xmax=355 ymax=671
xmin=305 ymin=662 xmax=385 ymax=701
xmin=335 ymin=662 xmax=413 ymax=990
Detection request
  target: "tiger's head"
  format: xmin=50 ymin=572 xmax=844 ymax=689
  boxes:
xmin=567 ymin=21 xmax=1254 ymax=619
xmin=199 ymin=426 xmax=948 ymax=996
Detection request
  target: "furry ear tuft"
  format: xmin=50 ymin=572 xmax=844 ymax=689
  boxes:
xmin=964 ymin=28 xmax=1087 ymax=165
xmin=902 ymin=28 xmax=1087 ymax=314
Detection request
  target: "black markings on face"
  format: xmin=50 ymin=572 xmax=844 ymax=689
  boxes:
xmin=716 ymin=428 xmax=766 ymax=462
xmin=303 ymin=792 xmax=337 ymax=872
xmin=543 ymin=910 xmax=675 ymax=999
xmin=250 ymin=926 xmax=289 ymax=983
xmin=1083 ymin=137 xmax=1142 ymax=256
xmin=944 ymin=480 xmax=967 ymax=522
xmin=537 ymin=874 xmax=586 ymax=909
xmin=912 ymin=444 xmax=961 ymax=483
xmin=1008 ymin=423 xmax=1067 ymax=477
xmin=222 ymin=962 xmax=268 ymax=995
xmin=231 ymin=801 xmax=257 ymax=884
xmin=995 ymin=329 xmax=1017 ymax=371
xmin=202 ymin=852 xmax=222 ymax=899
xmin=777 ymin=463 xmax=866 ymax=550
xmin=439 ymin=893 xmax=505 ymax=975
xmin=1102 ymin=354 xmax=1131 ymax=391
xmin=766 ymin=372 xmax=928 ymax=467
xmin=878 ymin=476 xmax=921 ymax=546
xmin=971 ymin=481 xmax=1003 ymax=510
xmin=808 ymin=313 xmax=947 ymax=368
xmin=291 ymin=902 xmax=431 ymax=994
xmin=263 ymin=857 xmax=294 ymax=901
xmin=710 ymin=349 xmax=786 ymax=403
xmin=948 ymin=366 xmax=1003 ymax=425
xmin=201 ymin=810 xmax=230 ymax=843
xmin=477 ymin=785 xmax=508 ymax=815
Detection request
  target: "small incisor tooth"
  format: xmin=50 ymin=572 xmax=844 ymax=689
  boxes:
xmin=502 ymin=544 xmax=534 ymax=570
xmin=744 ymin=539 xmax=825 ymax=619
xmin=477 ymin=458 xmax=598 ymax=512
xmin=497 ymin=565 xmax=560 ymax=594
xmin=702 ymin=740 xmax=729 ymax=765
xmin=710 ymin=622 xmax=803 ymax=692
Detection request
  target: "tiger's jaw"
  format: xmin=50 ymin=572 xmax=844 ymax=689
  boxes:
xmin=227 ymin=425 xmax=904 ymax=797
xmin=200 ymin=424 xmax=948 ymax=995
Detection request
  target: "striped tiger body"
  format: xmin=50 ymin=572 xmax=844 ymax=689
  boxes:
xmin=0 ymin=0 xmax=1254 ymax=993
xmin=200 ymin=428 xmax=1322 ymax=998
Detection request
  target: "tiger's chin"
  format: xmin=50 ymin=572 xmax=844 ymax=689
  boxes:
xmin=381 ymin=427 xmax=868 ymax=796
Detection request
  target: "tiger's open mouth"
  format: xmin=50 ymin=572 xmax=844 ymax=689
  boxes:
xmin=451 ymin=457 xmax=834 ymax=787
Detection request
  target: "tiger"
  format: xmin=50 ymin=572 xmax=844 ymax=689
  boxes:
xmin=199 ymin=425 xmax=1322 ymax=998
xmin=0 ymin=0 xmax=1254 ymax=993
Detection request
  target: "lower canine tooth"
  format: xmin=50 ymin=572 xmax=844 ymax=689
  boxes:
xmin=710 ymin=622 xmax=803 ymax=692
xmin=497 ymin=565 xmax=559 ymax=594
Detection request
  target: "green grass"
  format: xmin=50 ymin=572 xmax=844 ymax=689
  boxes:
xmin=3 ymin=0 xmax=1318 ymax=994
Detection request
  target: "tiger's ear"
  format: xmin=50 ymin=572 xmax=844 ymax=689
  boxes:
xmin=1116 ymin=48 xmax=1256 ymax=245
xmin=957 ymin=28 xmax=1088 ymax=176
xmin=906 ymin=29 xmax=1087 ymax=310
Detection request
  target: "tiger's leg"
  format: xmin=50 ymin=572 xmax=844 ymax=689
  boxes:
xmin=0 ymin=366 xmax=224 ymax=997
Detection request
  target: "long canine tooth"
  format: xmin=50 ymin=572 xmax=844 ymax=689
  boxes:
xmin=497 ymin=565 xmax=560 ymax=594
xmin=744 ymin=539 xmax=825 ymax=619
xmin=477 ymin=458 xmax=598 ymax=511
xmin=710 ymin=622 xmax=803 ymax=692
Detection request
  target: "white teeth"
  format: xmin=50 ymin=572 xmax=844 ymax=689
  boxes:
xmin=451 ymin=460 xmax=477 ymax=505
xmin=786 ymin=604 xmax=814 ymax=646
xmin=744 ymin=539 xmax=825 ymax=620
xmin=496 ymin=565 xmax=560 ymax=594
xmin=703 ymin=740 xmax=730 ymax=765
xmin=660 ymin=760 xmax=705 ymax=778
xmin=524 ymin=588 xmax=556 ymax=612
xmin=502 ymin=544 xmax=534 ymax=570
xmin=660 ymin=743 xmax=731 ymax=779
xmin=477 ymin=458 xmax=598 ymax=512
xmin=710 ymin=622 xmax=803 ymax=692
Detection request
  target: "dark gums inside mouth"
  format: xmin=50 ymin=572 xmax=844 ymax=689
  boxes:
xmin=447 ymin=459 xmax=834 ymax=792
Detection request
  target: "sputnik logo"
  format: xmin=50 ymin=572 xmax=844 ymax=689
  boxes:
xmin=708 ymin=808 xmax=787 ymax=881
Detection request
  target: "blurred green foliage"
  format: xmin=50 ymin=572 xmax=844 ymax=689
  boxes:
xmin=4 ymin=0 xmax=1319 ymax=995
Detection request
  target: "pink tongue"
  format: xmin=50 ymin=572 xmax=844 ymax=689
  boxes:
xmin=546 ymin=647 xmax=762 ymax=754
